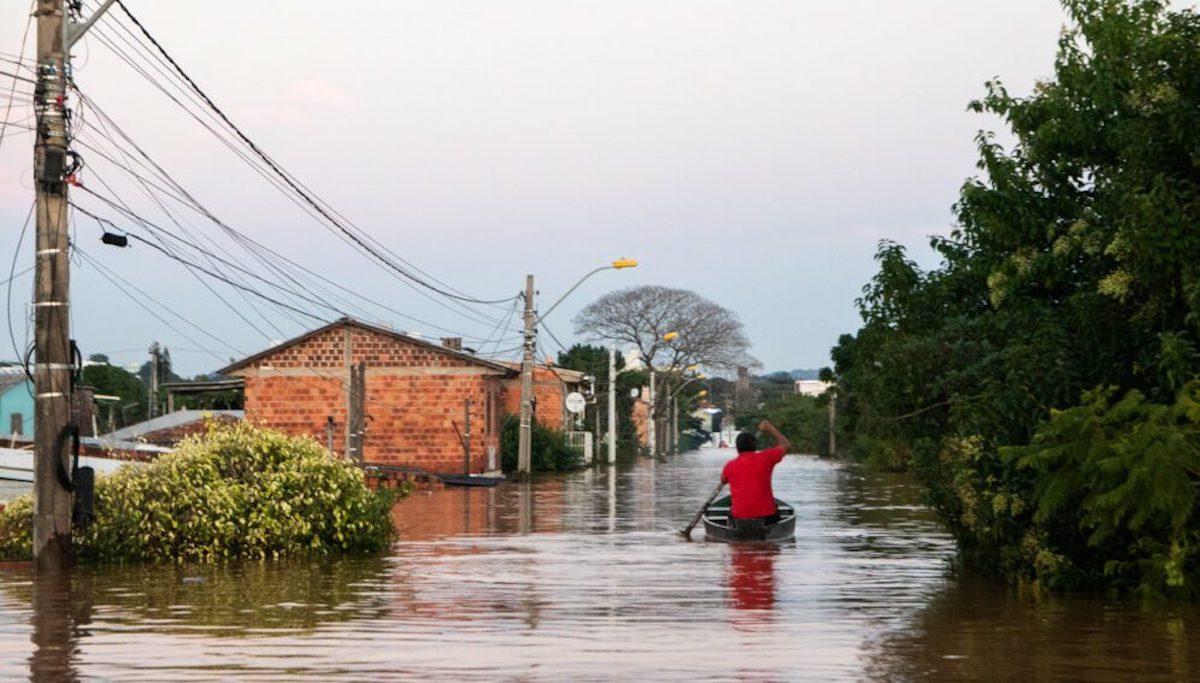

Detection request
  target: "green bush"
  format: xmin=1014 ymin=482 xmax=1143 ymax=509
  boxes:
xmin=1007 ymin=384 xmax=1200 ymax=598
xmin=499 ymin=417 xmax=583 ymax=472
xmin=0 ymin=421 xmax=398 ymax=563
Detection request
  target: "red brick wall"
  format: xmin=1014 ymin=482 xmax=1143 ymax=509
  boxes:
xmin=498 ymin=366 xmax=568 ymax=431
xmin=236 ymin=325 xmax=509 ymax=473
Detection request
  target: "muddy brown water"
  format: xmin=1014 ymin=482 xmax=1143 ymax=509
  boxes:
xmin=0 ymin=448 xmax=1197 ymax=680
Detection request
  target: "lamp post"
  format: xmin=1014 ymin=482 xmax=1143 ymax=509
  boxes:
xmin=646 ymin=332 xmax=680 ymax=458
xmin=667 ymin=374 xmax=705 ymax=454
xmin=608 ymin=345 xmax=618 ymax=464
xmin=517 ymin=259 xmax=637 ymax=479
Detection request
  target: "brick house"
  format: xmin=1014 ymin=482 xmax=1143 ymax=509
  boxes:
xmin=220 ymin=318 xmax=582 ymax=474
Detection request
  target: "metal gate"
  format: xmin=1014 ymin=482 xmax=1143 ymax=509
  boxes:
xmin=565 ymin=431 xmax=594 ymax=465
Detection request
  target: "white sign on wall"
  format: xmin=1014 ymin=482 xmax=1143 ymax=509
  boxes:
xmin=565 ymin=392 xmax=587 ymax=413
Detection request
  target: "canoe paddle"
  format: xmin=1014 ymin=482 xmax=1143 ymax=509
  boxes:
xmin=680 ymin=480 xmax=725 ymax=538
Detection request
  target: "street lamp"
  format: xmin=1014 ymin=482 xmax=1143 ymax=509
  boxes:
xmin=517 ymin=259 xmax=638 ymax=478
xmin=646 ymin=330 xmax=680 ymax=458
xmin=668 ymin=373 xmax=706 ymax=454
xmin=535 ymin=258 xmax=638 ymax=327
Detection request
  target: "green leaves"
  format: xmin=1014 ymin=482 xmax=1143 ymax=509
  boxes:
xmin=834 ymin=0 xmax=1200 ymax=596
xmin=1010 ymin=383 xmax=1200 ymax=596
xmin=0 ymin=421 xmax=399 ymax=563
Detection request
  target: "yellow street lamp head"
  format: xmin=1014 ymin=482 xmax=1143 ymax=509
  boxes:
xmin=685 ymin=364 xmax=700 ymax=372
xmin=697 ymin=374 xmax=706 ymax=380
xmin=611 ymin=258 xmax=638 ymax=269
xmin=662 ymin=331 xmax=679 ymax=342
xmin=697 ymin=389 xmax=708 ymax=397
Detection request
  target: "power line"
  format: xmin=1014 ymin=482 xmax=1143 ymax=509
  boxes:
xmin=0 ymin=1 xmax=34 ymax=155
xmin=110 ymin=0 xmax=518 ymax=308
xmin=70 ymin=85 xmax=510 ymax=331
xmin=78 ymin=165 xmax=295 ymax=338
xmin=76 ymin=187 xmax=328 ymax=323
xmin=6 ymin=202 xmax=34 ymax=376
xmin=75 ymin=247 xmax=244 ymax=361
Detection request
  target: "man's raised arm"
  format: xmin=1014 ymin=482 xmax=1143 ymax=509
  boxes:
xmin=757 ymin=420 xmax=792 ymax=454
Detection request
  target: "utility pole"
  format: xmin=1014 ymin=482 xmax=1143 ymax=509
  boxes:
xmin=32 ymin=0 xmax=74 ymax=569
xmin=517 ymin=274 xmax=535 ymax=479
xmin=607 ymin=346 xmax=616 ymax=465
xmin=147 ymin=342 xmax=160 ymax=418
xmin=647 ymin=370 xmax=656 ymax=457
xmin=828 ymin=388 xmax=837 ymax=457
xmin=463 ymin=398 xmax=471 ymax=475
xmin=347 ymin=362 xmax=365 ymax=464
xmin=672 ymin=395 xmax=679 ymax=455
xmin=30 ymin=0 xmax=114 ymax=568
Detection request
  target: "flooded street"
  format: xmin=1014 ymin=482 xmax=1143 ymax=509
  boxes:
xmin=0 ymin=448 xmax=1197 ymax=680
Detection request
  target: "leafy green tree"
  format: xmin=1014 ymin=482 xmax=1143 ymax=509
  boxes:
xmin=556 ymin=344 xmax=642 ymax=460
xmin=82 ymin=362 xmax=148 ymax=429
xmin=733 ymin=393 xmax=836 ymax=456
xmin=833 ymin=0 xmax=1200 ymax=595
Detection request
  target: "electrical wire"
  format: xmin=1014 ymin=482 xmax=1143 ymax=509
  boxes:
xmin=6 ymin=202 xmax=34 ymax=366
xmin=0 ymin=1 xmax=34 ymax=155
xmin=109 ymin=0 xmax=518 ymax=308
xmin=79 ymin=165 xmax=293 ymax=338
xmin=71 ymin=86 xmax=509 ymax=331
xmin=65 ymin=26 xmax=516 ymax=330
xmin=75 ymin=247 xmax=244 ymax=361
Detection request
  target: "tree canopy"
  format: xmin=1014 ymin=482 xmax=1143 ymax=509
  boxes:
xmin=573 ymin=285 xmax=757 ymax=373
xmin=834 ymin=0 xmax=1200 ymax=597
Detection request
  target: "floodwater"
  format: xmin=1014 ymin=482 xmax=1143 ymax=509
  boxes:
xmin=0 ymin=448 xmax=1198 ymax=680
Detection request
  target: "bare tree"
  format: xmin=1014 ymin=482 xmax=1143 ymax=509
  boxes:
xmin=573 ymin=286 xmax=758 ymax=373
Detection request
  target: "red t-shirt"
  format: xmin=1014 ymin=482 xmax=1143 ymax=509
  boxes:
xmin=722 ymin=447 xmax=785 ymax=519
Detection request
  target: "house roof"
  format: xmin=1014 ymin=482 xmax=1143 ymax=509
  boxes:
xmin=160 ymin=378 xmax=245 ymax=393
xmin=218 ymin=318 xmax=517 ymax=376
xmin=102 ymin=410 xmax=244 ymax=441
xmin=0 ymin=369 xmax=29 ymax=395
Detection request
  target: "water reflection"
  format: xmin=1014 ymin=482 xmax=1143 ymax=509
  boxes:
xmin=866 ymin=575 xmax=1200 ymax=681
xmin=28 ymin=568 xmax=77 ymax=682
xmin=726 ymin=543 xmax=779 ymax=625
xmin=4 ymin=450 xmax=1191 ymax=680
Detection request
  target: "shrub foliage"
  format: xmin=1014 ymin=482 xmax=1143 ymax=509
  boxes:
xmin=832 ymin=0 xmax=1200 ymax=597
xmin=0 ymin=421 xmax=397 ymax=563
xmin=500 ymin=418 xmax=583 ymax=472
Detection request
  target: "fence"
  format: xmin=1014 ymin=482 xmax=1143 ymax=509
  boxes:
xmin=565 ymin=431 xmax=594 ymax=465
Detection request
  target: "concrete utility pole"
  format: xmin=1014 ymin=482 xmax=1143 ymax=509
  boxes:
xmin=147 ymin=343 xmax=160 ymax=418
xmin=32 ymin=0 xmax=74 ymax=570
xmin=647 ymin=370 xmax=656 ymax=457
xmin=463 ymin=398 xmax=472 ymax=475
xmin=828 ymin=388 xmax=837 ymax=457
xmin=31 ymin=0 xmax=114 ymax=567
xmin=347 ymin=362 xmax=366 ymax=464
xmin=517 ymin=274 xmax=535 ymax=479
xmin=672 ymin=395 xmax=679 ymax=455
xmin=607 ymin=346 xmax=617 ymax=465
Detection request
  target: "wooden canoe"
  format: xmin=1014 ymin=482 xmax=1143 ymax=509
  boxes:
xmin=702 ymin=495 xmax=796 ymax=543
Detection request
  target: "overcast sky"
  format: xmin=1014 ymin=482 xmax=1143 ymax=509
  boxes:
xmin=0 ymin=1 xmax=1076 ymax=377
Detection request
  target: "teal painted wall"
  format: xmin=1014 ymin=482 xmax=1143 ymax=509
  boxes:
xmin=0 ymin=380 xmax=34 ymax=437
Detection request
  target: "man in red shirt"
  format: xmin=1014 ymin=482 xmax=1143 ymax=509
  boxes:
xmin=721 ymin=420 xmax=792 ymax=539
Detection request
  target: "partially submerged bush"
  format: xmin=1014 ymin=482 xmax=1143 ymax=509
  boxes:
xmin=0 ymin=421 xmax=398 ymax=563
xmin=500 ymin=418 xmax=583 ymax=472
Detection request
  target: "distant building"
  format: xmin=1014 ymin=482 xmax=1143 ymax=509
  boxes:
xmin=0 ymin=367 xmax=32 ymax=439
xmin=795 ymin=379 xmax=832 ymax=397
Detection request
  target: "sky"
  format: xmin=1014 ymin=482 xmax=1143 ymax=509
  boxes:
xmin=0 ymin=0 xmax=1076 ymax=377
